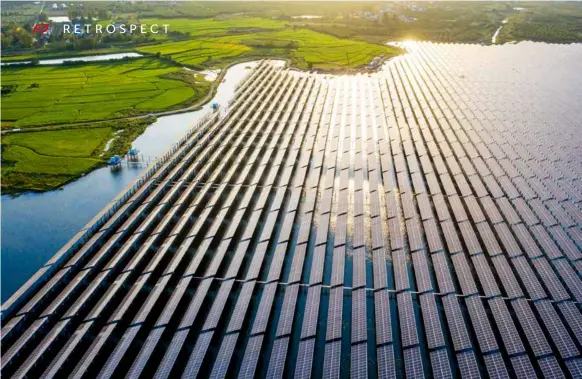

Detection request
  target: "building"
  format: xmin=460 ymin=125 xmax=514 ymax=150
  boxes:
xmin=47 ymin=16 xmax=72 ymax=36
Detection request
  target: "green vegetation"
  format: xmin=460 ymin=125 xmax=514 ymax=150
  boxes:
xmin=499 ymin=3 xmax=582 ymax=43
xmin=138 ymin=26 xmax=398 ymax=71
xmin=142 ymin=17 xmax=287 ymax=40
xmin=1 ymin=58 xmax=210 ymax=128
xmin=2 ymin=128 xmax=111 ymax=157
xmin=1 ymin=118 xmax=152 ymax=192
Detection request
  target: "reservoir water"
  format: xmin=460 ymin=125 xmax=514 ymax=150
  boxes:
xmin=1 ymin=60 xmax=260 ymax=301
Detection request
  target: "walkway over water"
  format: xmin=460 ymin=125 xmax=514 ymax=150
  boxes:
xmin=2 ymin=43 xmax=582 ymax=378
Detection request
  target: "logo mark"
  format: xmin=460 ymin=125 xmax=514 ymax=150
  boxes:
xmin=33 ymin=23 xmax=50 ymax=34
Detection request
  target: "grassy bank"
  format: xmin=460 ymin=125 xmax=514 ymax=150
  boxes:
xmin=1 ymin=118 xmax=153 ymax=193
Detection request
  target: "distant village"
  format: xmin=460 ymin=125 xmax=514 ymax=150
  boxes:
xmin=352 ymin=3 xmax=428 ymax=24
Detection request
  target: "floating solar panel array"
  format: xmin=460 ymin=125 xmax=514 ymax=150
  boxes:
xmin=2 ymin=42 xmax=582 ymax=379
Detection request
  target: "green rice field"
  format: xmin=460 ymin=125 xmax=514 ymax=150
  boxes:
xmin=1 ymin=119 xmax=151 ymax=192
xmin=142 ymin=17 xmax=287 ymax=39
xmin=139 ymin=26 xmax=398 ymax=70
xmin=1 ymin=127 xmax=110 ymax=191
xmin=0 ymin=58 xmax=210 ymax=128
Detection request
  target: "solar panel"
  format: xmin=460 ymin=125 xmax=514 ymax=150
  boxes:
xmin=389 ymin=218 xmax=405 ymax=251
xmin=441 ymin=295 xmax=471 ymax=351
xmin=454 ymin=174 xmax=472 ymax=198
xmin=392 ymin=249 xmax=410 ymax=291
xmin=351 ymin=343 xmax=368 ymax=379
xmin=529 ymin=225 xmax=563 ymax=259
xmin=331 ymin=246 xmax=346 ymax=286
xmin=238 ymin=335 xmax=263 ymax=379
xmin=203 ymin=279 xmax=235 ymax=331
xmin=337 ymin=189 xmax=349 ymax=216
xmin=241 ymin=211 xmax=262 ymax=241
xmin=483 ymin=175 xmax=505 ymax=199
xmin=406 ymin=219 xmax=424 ymax=252
xmin=527 ymin=199 xmax=558 ymax=227
xmin=513 ymin=256 xmax=547 ymax=299
xmin=430 ymin=349 xmax=452 ymax=379
xmin=549 ymin=226 xmax=582 ymax=261
xmin=449 ymin=195 xmax=468 ymax=222
xmin=463 ymin=296 xmax=498 ymax=354
xmin=416 ymin=194 xmax=434 ymax=221
xmin=488 ymin=256 xmax=521 ymax=299
xmin=420 ymin=294 xmax=444 ymax=349
xmin=398 ymin=292 xmax=418 ymax=348
xmin=468 ymin=175 xmax=489 ymax=198
xmin=510 ymin=298 xmax=552 ymax=357
xmin=352 ymin=247 xmax=367 ymax=289
xmin=488 ymin=298 xmax=524 ymax=355
xmin=441 ymin=173 xmax=458 ymax=197
xmin=370 ymin=193 xmax=382 ymax=218
xmin=179 ymin=278 xmax=212 ymax=328
xmin=556 ymin=302 xmax=582 ymax=347
xmin=538 ymin=356 xmax=564 ymax=379
xmin=295 ymin=339 xmax=315 ymax=379
xmin=412 ymin=251 xmax=433 ymax=293
xmin=535 ymin=300 xmax=579 ymax=359
xmin=316 ymin=213 xmax=331 ymax=246
xmin=267 ymin=337 xmax=289 ymax=379
xmin=309 ymin=245 xmax=326 ymax=285
xmin=354 ymin=170 xmax=364 ymax=192
xmin=209 ymin=333 xmax=239 ymax=379
xmin=376 ymin=344 xmax=396 ymax=379
xmin=369 ymin=170 xmax=380 ymax=193
xmin=322 ymin=340 xmax=341 ymax=379
xmin=482 ymin=352 xmax=509 ymax=379
xmin=251 ymin=282 xmax=278 ymax=335
xmin=276 ymin=284 xmax=300 ymax=337
xmin=459 ymin=221 xmax=482 ymax=255
xmin=404 ymin=347 xmax=425 ymax=379
xmin=335 ymin=214 xmax=348 ymax=247
xmin=510 ymin=224 xmax=542 ymax=259
xmin=385 ymin=191 xmax=399 ymax=219
xmin=425 ymin=172 xmax=442 ymax=195
xmin=493 ymin=223 xmax=523 ymax=257
xmin=352 ymin=289 xmax=368 ymax=344
xmin=326 ymin=287 xmax=344 ymax=341
xmin=246 ymin=242 xmax=269 ymax=281
xmin=402 ymin=193 xmax=416 ymax=220
xmin=411 ymin=172 xmax=426 ymax=195
xmin=278 ymin=212 xmax=296 ymax=244
xmin=371 ymin=216 xmax=384 ymax=250
xmin=154 ymin=328 xmax=190 ymax=378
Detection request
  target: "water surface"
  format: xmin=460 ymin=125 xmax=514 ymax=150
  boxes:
xmin=1 ymin=52 xmax=143 ymax=66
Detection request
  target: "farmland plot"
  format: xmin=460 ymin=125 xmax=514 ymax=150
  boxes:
xmin=0 ymin=58 xmax=210 ymax=127
xmin=138 ymin=27 xmax=398 ymax=70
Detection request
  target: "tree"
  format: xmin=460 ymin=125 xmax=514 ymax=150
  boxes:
xmin=30 ymin=58 xmax=40 ymax=66
xmin=156 ymin=52 xmax=161 ymax=58
xmin=98 ymin=9 xmax=108 ymax=21
xmin=308 ymin=62 xmax=313 ymax=70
